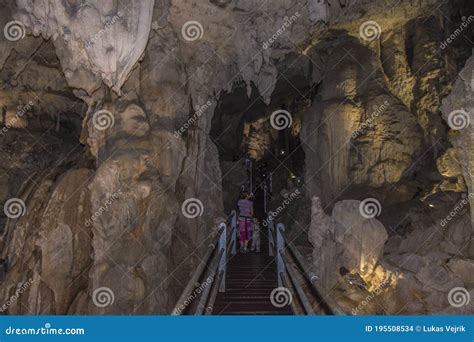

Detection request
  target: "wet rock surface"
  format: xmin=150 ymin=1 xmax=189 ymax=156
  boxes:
xmin=0 ymin=0 xmax=472 ymax=315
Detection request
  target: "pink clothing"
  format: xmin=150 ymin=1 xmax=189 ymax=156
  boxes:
xmin=237 ymin=199 xmax=253 ymax=217
xmin=239 ymin=218 xmax=252 ymax=241
xmin=237 ymin=198 xmax=253 ymax=241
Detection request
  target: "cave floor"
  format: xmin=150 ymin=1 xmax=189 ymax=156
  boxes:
xmin=213 ymin=252 xmax=292 ymax=315
xmin=213 ymin=224 xmax=293 ymax=315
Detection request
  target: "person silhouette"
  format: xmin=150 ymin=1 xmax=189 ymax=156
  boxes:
xmin=236 ymin=191 xmax=253 ymax=253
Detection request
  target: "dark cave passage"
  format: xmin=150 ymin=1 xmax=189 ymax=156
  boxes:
xmin=210 ymin=79 xmax=308 ymax=222
xmin=0 ymin=0 xmax=473 ymax=318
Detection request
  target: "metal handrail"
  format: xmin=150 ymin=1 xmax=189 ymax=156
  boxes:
xmin=286 ymin=242 xmax=319 ymax=283
xmin=271 ymin=223 xmax=346 ymax=316
xmin=172 ymin=211 xmax=237 ymax=315
xmin=204 ymin=214 xmax=235 ymax=315
xmin=267 ymin=214 xmax=275 ymax=257
xmin=194 ymin=249 xmax=225 ymax=315
xmin=286 ymin=241 xmax=346 ymax=315
xmin=279 ymin=270 xmax=303 ymax=315
xmin=280 ymin=251 xmax=315 ymax=315
xmin=171 ymin=227 xmax=224 ymax=315
xmin=275 ymin=223 xmax=285 ymax=287
xmin=227 ymin=210 xmax=237 ymax=255
xmin=204 ymin=269 xmax=224 ymax=315
xmin=171 ymin=231 xmax=222 ymax=315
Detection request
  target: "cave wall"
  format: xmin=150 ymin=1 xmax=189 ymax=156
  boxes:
xmin=302 ymin=35 xmax=423 ymax=205
xmin=0 ymin=0 xmax=325 ymax=314
xmin=441 ymin=56 xmax=474 ymax=228
xmin=0 ymin=0 xmax=472 ymax=315
xmin=301 ymin=0 xmax=474 ymax=315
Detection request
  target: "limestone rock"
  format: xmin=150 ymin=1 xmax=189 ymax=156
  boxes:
xmin=15 ymin=0 xmax=155 ymax=94
xmin=415 ymin=264 xmax=463 ymax=292
xmin=441 ymin=56 xmax=474 ymax=229
xmin=437 ymin=148 xmax=464 ymax=178
xmin=447 ymin=258 xmax=474 ymax=287
xmin=0 ymin=168 xmax=93 ymax=314
xmin=302 ymin=36 xmax=423 ymax=205
xmin=0 ymin=0 xmax=473 ymax=317
xmin=309 ymin=196 xmax=388 ymax=289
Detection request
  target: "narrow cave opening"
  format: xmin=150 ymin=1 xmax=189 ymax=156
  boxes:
xmin=210 ymin=80 xmax=308 ymax=236
xmin=207 ymin=78 xmax=312 ymax=314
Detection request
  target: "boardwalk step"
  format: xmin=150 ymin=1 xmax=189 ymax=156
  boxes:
xmin=213 ymin=242 xmax=293 ymax=315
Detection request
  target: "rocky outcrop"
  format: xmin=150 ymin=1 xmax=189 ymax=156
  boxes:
xmin=384 ymin=193 xmax=474 ymax=314
xmin=441 ymin=56 xmax=474 ymax=228
xmin=312 ymin=194 xmax=474 ymax=315
xmin=0 ymin=168 xmax=92 ymax=314
xmin=309 ymin=196 xmax=388 ymax=290
xmin=302 ymin=36 xmax=423 ymax=205
xmin=435 ymin=148 xmax=467 ymax=193
xmin=0 ymin=0 xmax=473 ymax=316
xmin=14 ymin=0 xmax=155 ymax=94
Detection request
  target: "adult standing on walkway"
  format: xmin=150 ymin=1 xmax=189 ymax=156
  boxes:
xmin=237 ymin=191 xmax=253 ymax=253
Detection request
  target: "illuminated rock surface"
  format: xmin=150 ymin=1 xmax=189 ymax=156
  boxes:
xmin=0 ymin=0 xmax=472 ymax=315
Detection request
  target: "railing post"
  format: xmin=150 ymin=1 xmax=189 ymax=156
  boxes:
xmin=249 ymin=160 xmax=253 ymax=193
xmin=269 ymin=172 xmax=272 ymax=194
xmin=230 ymin=210 xmax=237 ymax=255
xmin=268 ymin=212 xmax=274 ymax=257
xmin=276 ymin=223 xmax=285 ymax=288
xmin=218 ymin=222 xmax=226 ymax=292
xmin=263 ymin=185 xmax=267 ymax=214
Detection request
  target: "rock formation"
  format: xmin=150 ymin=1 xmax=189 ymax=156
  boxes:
xmin=0 ymin=0 xmax=472 ymax=315
xmin=441 ymin=56 xmax=474 ymax=228
xmin=309 ymin=197 xmax=388 ymax=290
